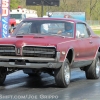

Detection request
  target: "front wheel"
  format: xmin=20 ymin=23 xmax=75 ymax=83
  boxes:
xmin=85 ymin=56 xmax=100 ymax=79
xmin=0 ymin=67 xmax=7 ymax=85
xmin=55 ymin=59 xmax=71 ymax=88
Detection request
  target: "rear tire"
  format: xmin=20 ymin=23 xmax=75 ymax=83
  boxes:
xmin=85 ymin=56 xmax=100 ymax=79
xmin=55 ymin=59 xmax=71 ymax=88
xmin=0 ymin=67 xmax=7 ymax=85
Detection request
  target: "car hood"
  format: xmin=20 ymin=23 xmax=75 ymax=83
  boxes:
xmin=0 ymin=35 xmax=74 ymax=47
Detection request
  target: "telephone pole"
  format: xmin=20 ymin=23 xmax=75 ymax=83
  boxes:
xmin=41 ymin=0 xmax=44 ymax=17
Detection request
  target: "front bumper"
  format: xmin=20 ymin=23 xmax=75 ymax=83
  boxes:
xmin=0 ymin=52 xmax=62 ymax=69
xmin=0 ymin=62 xmax=62 ymax=69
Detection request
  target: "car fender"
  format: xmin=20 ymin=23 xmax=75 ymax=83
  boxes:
xmin=57 ymin=43 xmax=75 ymax=63
xmin=64 ymin=48 xmax=75 ymax=65
xmin=94 ymin=47 xmax=100 ymax=59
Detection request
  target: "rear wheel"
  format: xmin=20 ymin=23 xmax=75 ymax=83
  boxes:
xmin=0 ymin=67 xmax=7 ymax=85
xmin=85 ymin=56 xmax=100 ymax=79
xmin=55 ymin=59 xmax=71 ymax=88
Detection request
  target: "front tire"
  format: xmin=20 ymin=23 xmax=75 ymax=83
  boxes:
xmin=0 ymin=67 xmax=7 ymax=85
xmin=85 ymin=56 xmax=100 ymax=79
xmin=55 ymin=59 xmax=71 ymax=88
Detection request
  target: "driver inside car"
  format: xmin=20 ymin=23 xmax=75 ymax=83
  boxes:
xmin=57 ymin=23 xmax=73 ymax=37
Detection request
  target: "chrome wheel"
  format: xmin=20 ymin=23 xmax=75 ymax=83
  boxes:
xmin=96 ymin=58 xmax=100 ymax=76
xmin=55 ymin=59 xmax=71 ymax=88
xmin=85 ymin=56 xmax=100 ymax=79
xmin=64 ymin=64 xmax=70 ymax=84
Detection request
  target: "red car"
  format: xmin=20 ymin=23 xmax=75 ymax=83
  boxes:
xmin=0 ymin=18 xmax=100 ymax=88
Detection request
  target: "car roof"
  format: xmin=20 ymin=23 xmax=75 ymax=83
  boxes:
xmin=23 ymin=17 xmax=85 ymax=23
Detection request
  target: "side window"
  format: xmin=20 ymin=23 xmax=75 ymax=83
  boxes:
xmin=76 ymin=23 xmax=90 ymax=38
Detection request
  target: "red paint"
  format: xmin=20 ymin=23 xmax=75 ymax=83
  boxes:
xmin=0 ymin=18 xmax=100 ymax=62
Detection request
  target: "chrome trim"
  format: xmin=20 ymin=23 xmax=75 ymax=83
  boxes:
xmin=22 ymin=50 xmax=55 ymax=54
xmin=56 ymin=52 xmax=60 ymax=61
xmin=15 ymin=48 xmax=22 ymax=56
xmin=22 ymin=46 xmax=56 ymax=57
xmin=0 ymin=62 xmax=62 ymax=69
xmin=0 ymin=44 xmax=15 ymax=46
xmin=0 ymin=56 xmax=55 ymax=62
xmin=22 ymin=45 xmax=56 ymax=56
xmin=0 ymin=44 xmax=57 ymax=56
xmin=22 ymin=45 xmax=57 ymax=48
xmin=0 ymin=52 xmax=60 ymax=62
xmin=0 ymin=44 xmax=56 ymax=48
xmin=17 ymin=48 xmax=20 ymax=54
xmin=0 ymin=50 xmax=15 ymax=52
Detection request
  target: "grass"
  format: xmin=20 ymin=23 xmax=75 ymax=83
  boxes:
xmin=93 ymin=30 xmax=100 ymax=36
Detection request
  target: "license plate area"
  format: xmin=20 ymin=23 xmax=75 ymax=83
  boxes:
xmin=15 ymin=60 xmax=26 ymax=65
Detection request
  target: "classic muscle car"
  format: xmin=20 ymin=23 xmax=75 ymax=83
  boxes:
xmin=0 ymin=18 xmax=100 ymax=88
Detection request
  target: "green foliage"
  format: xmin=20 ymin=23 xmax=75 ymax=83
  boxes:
xmin=10 ymin=0 xmax=20 ymax=9
xmin=93 ymin=30 xmax=100 ymax=35
xmin=9 ymin=0 xmax=100 ymax=19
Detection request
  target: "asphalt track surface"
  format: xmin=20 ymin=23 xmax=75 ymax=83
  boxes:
xmin=0 ymin=68 xmax=100 ymax=100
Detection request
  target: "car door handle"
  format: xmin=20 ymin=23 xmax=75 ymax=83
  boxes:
xmin=89 ymin=41 xmax=93 ymax=44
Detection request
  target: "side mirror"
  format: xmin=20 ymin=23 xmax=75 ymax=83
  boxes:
xmin=79 ymin=33 xmax=85 ymax=38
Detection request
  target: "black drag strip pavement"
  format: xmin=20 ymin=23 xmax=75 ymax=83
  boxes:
xmin=0 ymin=68 xmax=100 ymax=100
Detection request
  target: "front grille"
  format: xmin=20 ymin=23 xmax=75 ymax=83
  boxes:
xmin=0 ymin=46 xmax=16 ymax=56
xmin=22 ymin=46 xmax=56 ymax=58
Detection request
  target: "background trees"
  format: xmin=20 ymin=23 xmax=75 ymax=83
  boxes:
xmin=10 ymin=0 xmax=20 ymax=9
xmin=10 ymin=0 xmax=100 ymax=20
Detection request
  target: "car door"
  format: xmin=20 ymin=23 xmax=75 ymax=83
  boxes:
xmin=74 ymin=23 xmax=96 ymax=62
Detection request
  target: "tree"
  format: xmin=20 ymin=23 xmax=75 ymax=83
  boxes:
xmin=9 ymin=0 xmax=100 ymax=19
xmin=10 ymin=0 xmax=20 ymax=9
xmin=89 ymin=0 xmax=98 ymax=20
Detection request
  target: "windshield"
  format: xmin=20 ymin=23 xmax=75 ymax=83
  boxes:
xmin=10 ymin=14 xmax=23 ymax=19
xmin=13 ymin=20 xmax=74 ymax=37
